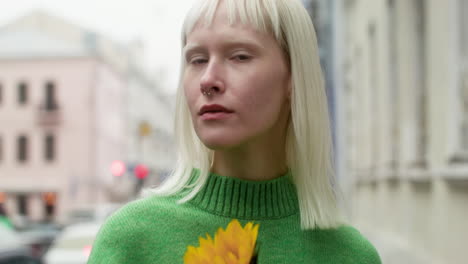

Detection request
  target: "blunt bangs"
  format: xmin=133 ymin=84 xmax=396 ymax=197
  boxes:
xmin=182 ymin=0 xmax=285 ymax=51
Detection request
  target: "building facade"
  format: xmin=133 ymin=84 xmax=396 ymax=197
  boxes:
xmin=342 ymin=0 xmax=468 ymax=263
xmin=0 ymin=11 xmax=175 ymax=226
xmin=302 ymin=0 xmax=347 ymax=181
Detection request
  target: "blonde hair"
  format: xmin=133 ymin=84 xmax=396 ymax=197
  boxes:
xmin=148 ymin=0 xmax=342 ymax=229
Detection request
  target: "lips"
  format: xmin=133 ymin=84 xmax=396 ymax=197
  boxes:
xmin=199 ymin=104 xmax=234 ymax=115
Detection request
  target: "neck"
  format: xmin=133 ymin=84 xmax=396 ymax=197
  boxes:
xmin=211 ymin=101 xmax=291 ymax=181
xmin=211 ymin=134 xmax=288 ymax=181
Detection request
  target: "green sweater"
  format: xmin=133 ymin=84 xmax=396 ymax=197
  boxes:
xmin=88 ymin=172 xmax=381 ymax=263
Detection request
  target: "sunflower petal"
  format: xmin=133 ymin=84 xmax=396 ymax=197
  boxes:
xmin=184 ymin=219 xmax=260 ymax=264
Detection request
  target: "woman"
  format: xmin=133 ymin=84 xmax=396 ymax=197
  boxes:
xmin=88 ymin=0 xmax=381 ymax=263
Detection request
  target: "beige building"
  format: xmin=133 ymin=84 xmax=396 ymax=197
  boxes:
xmin=0 ymin=11 xmax=175 ymax=226
xmin=342 ymin=0 xmax=468 ymax=263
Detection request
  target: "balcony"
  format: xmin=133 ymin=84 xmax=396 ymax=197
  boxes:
xmin=37 ymin=102 xmax=62 ymax=126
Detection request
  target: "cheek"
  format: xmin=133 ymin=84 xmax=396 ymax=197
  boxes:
xmin=240 ymin=80 xmax=287 ymax=123
xmin=239 ymin=66 xmax=290 ymax=127
xmin=245 ymin=72 xmax=288 ymax=109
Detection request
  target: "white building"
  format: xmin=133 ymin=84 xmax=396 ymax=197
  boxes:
xmin=302 ymin=0 xmax=347 ymax=182
xmin=341 ymin=0 xmax=468 ymax=263
xmin=0 ymin=11 xmax=175 ymax=225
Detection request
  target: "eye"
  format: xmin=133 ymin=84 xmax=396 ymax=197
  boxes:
xmin=186 ymin=54 xmax=208 ymax=65
xmin=189 ymin=58 xmax=208 ymax=65
xmin=232 ymin=54 xmax=251 ymax=62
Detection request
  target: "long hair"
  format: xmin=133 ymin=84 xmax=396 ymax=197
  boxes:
xmin=147 ymin=0 xmax=342 ymax=229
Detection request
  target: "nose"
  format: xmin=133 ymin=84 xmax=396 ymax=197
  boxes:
xmin=200 ymin=59 xmax=225 ymax=95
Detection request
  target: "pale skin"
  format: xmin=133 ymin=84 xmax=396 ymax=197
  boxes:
xmin=183 ymin=1 xmax=291 ymax=181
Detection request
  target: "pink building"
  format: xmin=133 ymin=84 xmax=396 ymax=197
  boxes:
xmin=0 ymin=11 xmax=173 ymax=226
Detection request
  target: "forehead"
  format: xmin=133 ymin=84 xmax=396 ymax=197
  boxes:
xmin=184 ymin=0 xmax=278 ymax=44
xmin=186 ymin=2 xmax=271 ymax=46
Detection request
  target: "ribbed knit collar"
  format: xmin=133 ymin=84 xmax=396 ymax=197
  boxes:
xmin=188 ymin=170 xmax=299 ymax=220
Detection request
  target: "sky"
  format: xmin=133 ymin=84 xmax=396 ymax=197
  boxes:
xmin=0 ymin=0 xmax=197 ymax=94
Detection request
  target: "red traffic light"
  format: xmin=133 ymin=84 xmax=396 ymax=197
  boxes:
xmin=134 ymin=164 xmax=149 ymax=179
xmin=111 ymin=160 xmax=126 ymax=177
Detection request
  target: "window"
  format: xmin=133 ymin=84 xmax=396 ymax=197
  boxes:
xmin=368 ymin=22 xmax=380 ymax=170
xmin=17 ymin=195 xmax=28 ymax=216
xmin=414 ymin=0 xmax=427 ymax=167
xmin=18 ymin=81 xmax=28 ymax=105
xmin=45 ymin=134 xmax=55 ymax=161
xmin=450 ymin=0 xmax=468 ymax=164
xmin=0 ymin=82 xmax=3 ymax=105
xmin=17 ymin=135 xmax=28 ymax=162
xmin=43 ymin=192 xmax=56 ymax=219
xmin=460 ymin=0 xmax=468 ymax=60
xmin=0 ymin=135 xmax=3 ymax=162
xmin=388 ymin=0 xmax=399 ymax=169
xmin=459 ymin=0 xmax=468 ymax=150
xmin=45 ymin=81 xmax=58 ymax=111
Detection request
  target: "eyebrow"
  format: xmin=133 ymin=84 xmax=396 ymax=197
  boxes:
xmin=183 ymin=43 xmax=204 ymax=56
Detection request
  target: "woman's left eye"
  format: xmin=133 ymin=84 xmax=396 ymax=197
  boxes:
xmin=232 ymin=54 xmax=251 ymax=62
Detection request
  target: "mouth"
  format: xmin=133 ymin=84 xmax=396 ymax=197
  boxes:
xmin=199 ymin=104 xmax=234 ymax=116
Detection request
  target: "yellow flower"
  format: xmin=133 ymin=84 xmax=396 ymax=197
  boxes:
xmin=184 ymin=219 xmax=259 ymax=264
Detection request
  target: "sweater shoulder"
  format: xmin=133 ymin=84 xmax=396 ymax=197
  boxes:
xmin=98 ymin=195 xmax=177 ymax=228
xmin=87 ymin=195 xmax=179 ymax=263
xmin=95 ymin=194 xmax=181 ymax=235
xmin=305 ymin=225 xmax=382 ymax=264
xmin=337 ymin=225 xmax=382 ymax=263
xmin=112 ymin=194 xmax=178 ymax=219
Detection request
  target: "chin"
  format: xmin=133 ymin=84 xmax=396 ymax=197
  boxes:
xmin=195 ymin=124 xmax=256 ymax=150
xmin=201 ymin=138 xmax=240 ymax=150
xmin=198 ymin=133 xmax=245 ymax=150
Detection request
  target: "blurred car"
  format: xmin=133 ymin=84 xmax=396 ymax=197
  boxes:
xmin=0 ymin=225 xmax=42 ymax=264
xmin=0 ymin=215 xmax=13 ymax=229
xmin=43 ymin=222 xmax=102 ymax=264
xmin=18 ymin=222 xmax=62 ymax=259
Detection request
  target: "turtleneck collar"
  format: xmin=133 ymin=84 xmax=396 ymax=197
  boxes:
xmin=188 ymin=170 xmax=299 ymax=220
